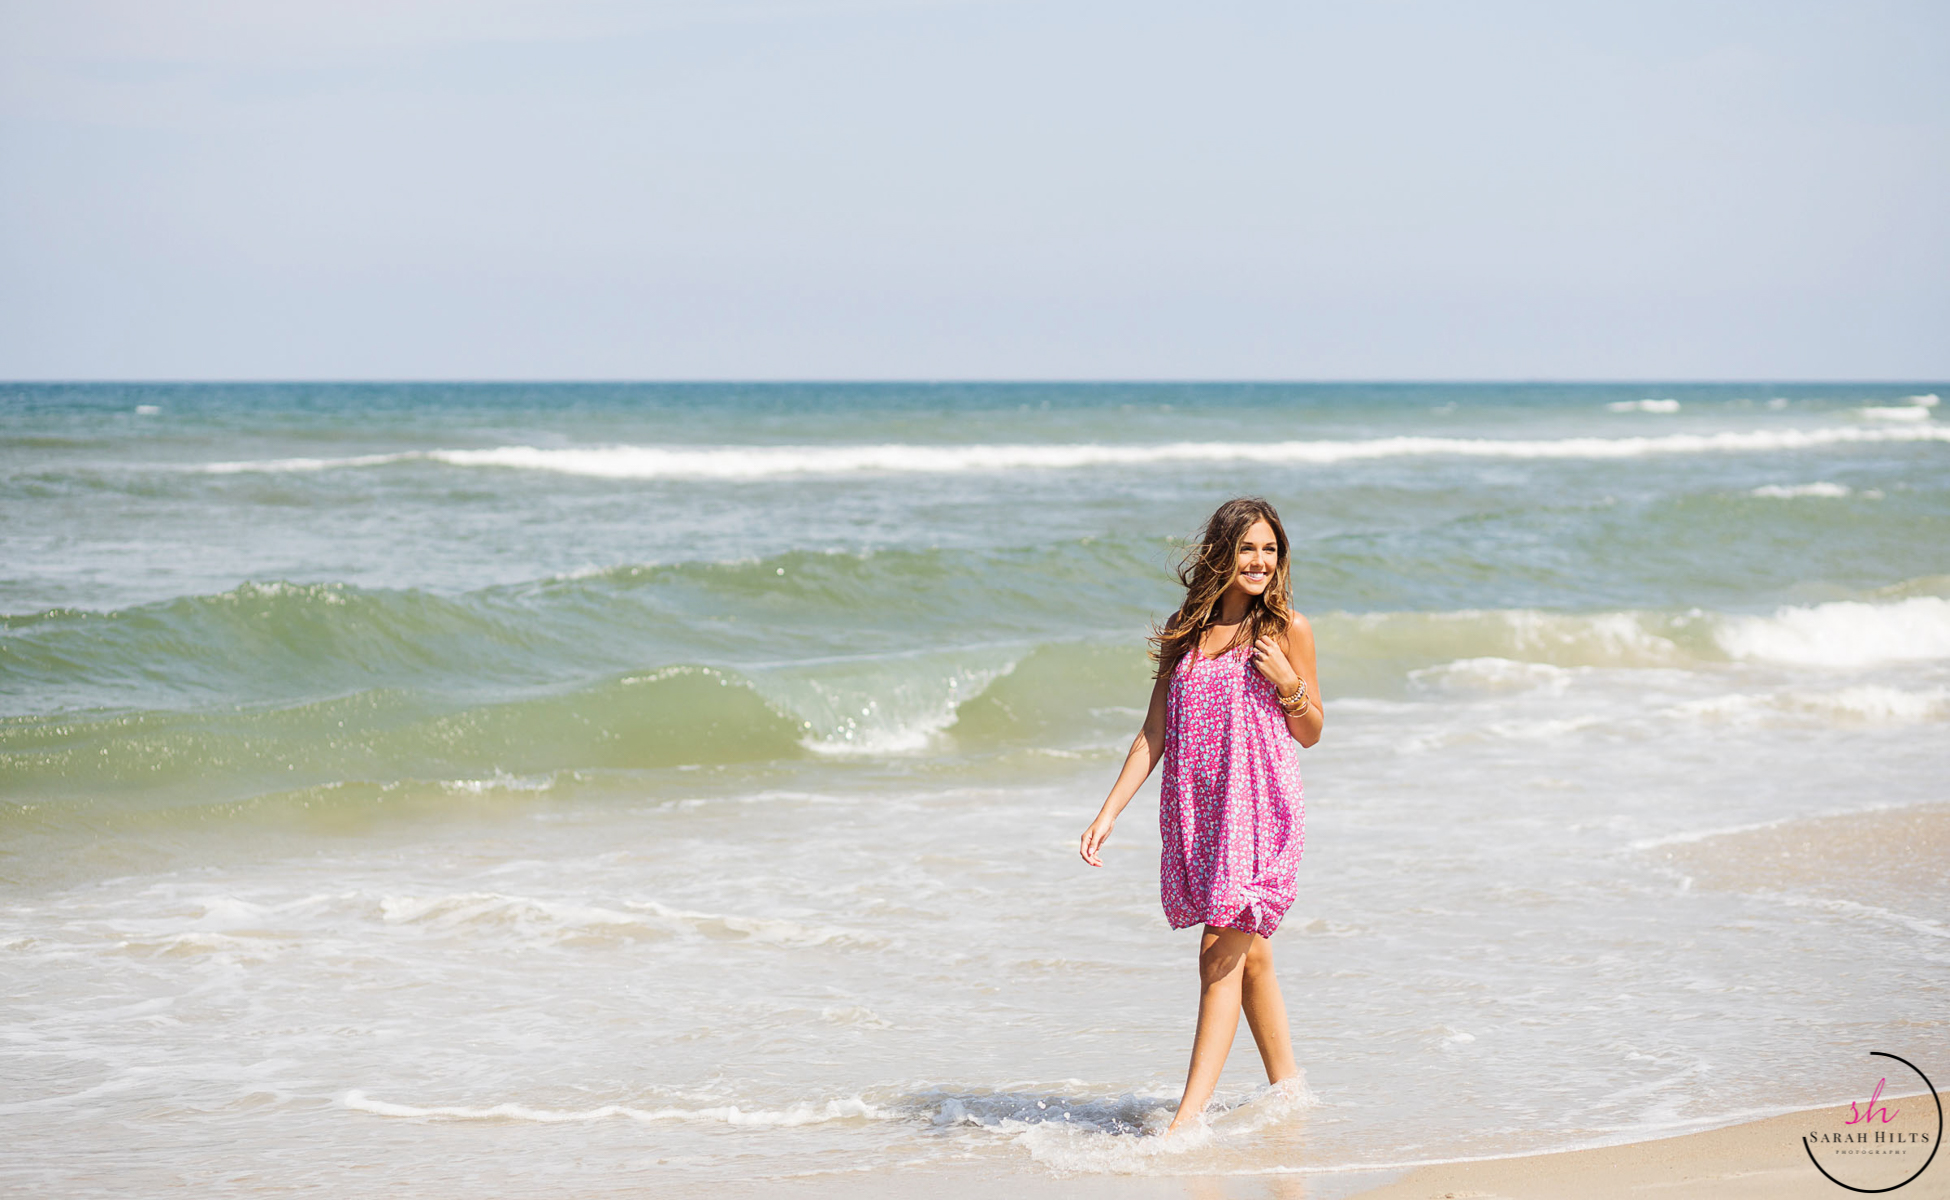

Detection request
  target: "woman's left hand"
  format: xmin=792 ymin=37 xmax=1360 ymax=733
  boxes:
xmin=1251 ymin=635 xmax=1300 ymax=693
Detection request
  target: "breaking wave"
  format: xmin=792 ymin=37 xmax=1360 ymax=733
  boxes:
xmin=7 ymin=565 xmax=1945 ymax=824
xmin=1715 ymin=596 xmax=1950 ymax=667
xmin=192 ymin=424 xmax=1950 ymax=479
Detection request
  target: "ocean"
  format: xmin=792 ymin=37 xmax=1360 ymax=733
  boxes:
xmin=3 ymin=382 xmax=1946 ymax=1197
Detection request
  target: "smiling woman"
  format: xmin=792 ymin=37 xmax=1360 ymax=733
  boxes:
xmin=3 ymin=382 xmax=1948 ymax=1193
xmin=1079 ymin=496 xmax=1321 ymax=1136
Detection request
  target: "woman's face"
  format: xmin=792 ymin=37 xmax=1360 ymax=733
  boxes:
xmin=1233 ymin=518 xmax=1279 ymax=596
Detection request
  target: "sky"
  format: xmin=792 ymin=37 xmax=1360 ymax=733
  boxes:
xmin=0 ymin=0 xmax=1945 ymax=380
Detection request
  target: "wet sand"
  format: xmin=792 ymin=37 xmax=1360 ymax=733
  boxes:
xmin=1344 ymin=1094 xmax=1947 ymax=1200
xmin=759 ymin=1094 xmax=1946 ymax=1200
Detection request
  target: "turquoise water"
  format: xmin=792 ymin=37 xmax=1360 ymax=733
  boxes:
xmin=3 ymin=382 xmax=1947 ymax=1194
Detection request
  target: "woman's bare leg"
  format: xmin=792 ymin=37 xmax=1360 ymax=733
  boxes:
xmin=1166 ymin=925 xmax=1255 ymax=1135
xmin=1239 ymin=934 xmax=1298 ymax=1084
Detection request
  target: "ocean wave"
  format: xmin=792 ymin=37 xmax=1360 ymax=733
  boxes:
xmin=1406 ymin=657 xmax=1576 ymax=694
xmin=1748 ymin=482 xmax=1867 ymax=499
xmin=0 ymin=646 xmax=1151 ymax=822
xmin=1006 ymin=1078 xmax=1316 ymax=1174
xmin=0 ymin=548 xmax=1164 ymax=715
xmin=1736 ymin=890 xmax=1950 ymax=941
xmin=795 ymin=662 xmax=1014 ymax=758
xmin=9 ymin=586 xmax=1946 ymax=821
xmin=190 ymin=424 xmax=1950 ymax=479
xmin=922 ymin=1087 xmax=1170 ymax=1137
xmin=1326 ymin=609 xmax=1690 ymax=671
xmin=1340 ymin=596 xmax=1950 ymax=675
xmin=1666 ymin=685 xmax=1950 ymax=726
xmin=1860 ymin=406 xmax=1933 ymax=422
xmin=342 ymin=1089 xmax=896 ymax=1126
xmin=1714 ymin=596 xmax=1950 ymax=666
xmin=0 ymin=666 xmax=808 ymax=810
xmin=372 ymin=890 xmax=877 ymax=947
xmin=198 ymin=452 xmax=414 ymax=473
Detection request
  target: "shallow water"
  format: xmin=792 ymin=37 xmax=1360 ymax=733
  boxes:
xmin=3 ymin=382 xmax=1947 ymax=1194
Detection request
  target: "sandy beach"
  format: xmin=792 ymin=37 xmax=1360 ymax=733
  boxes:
xmin=1344 ymin=1094 xmax=1947 ymax=1200
xmin=799 ymin=1094 xmax=1947 ymax=1200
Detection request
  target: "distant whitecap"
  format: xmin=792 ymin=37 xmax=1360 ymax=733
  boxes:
xmin=190 ymin=425 xmax=1950 ymax=480
xmin=1749 ymin=482 xmax=1852 ymax=498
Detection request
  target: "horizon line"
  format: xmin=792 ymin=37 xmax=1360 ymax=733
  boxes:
xmin=4 ymin=377 xmax=1946 ymax=388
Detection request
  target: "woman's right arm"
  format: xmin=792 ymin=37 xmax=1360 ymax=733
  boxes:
xmin=1079 ymin=669 xmax=1171 ymax=867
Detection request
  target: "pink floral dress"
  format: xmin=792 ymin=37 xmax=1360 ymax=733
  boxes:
xmin=1159 ymin=642 xmax=1305 ymax=937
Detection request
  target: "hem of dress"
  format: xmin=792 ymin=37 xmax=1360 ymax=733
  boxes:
xmin=1165 ymin=907 xmax=1286 ymax=938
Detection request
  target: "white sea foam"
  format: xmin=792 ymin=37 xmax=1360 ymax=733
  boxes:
xmin=1626 ymin=815 xmax=1810 ymax=852
xmin=190 ymin=424 xmax=1950 ymax=479
xmin=1497 ymin=609 xmax=1682 ymax=665
xmin=1007 ymin=1079 xmax=1316 ymax=1174
xmin=372 ymin=890 xmax=873 ymax=947
xmin=1377 ymin=599 xmax=1950 ymax=672
xmin=621 ymin=898 xmax=878 ymax=947
xmin=1482 ymin=714 xmax=1609 ymax=741
xmin=922 ymin=1086 xmax=1173 ymax=1137
xmin=819 ymin=1005 xmax=893 ymax=1028
xmin=1906 ymin=394 xmax=1941 ymax=407
xmin=1667 ymin=686 xmax=1949 ymax=726
xmin=795 ymin=664 xmax=1009 ymax=757
xmin=1408 ymin=657 xmax=1575 ymax=694
xmin=198 ymin=452 xmax=418 ymax=474
xmin=1797 ymin=685 xmax=1947 ymax=721
xmin=1740 ymin=892 xmax=1950 ymax=941
xmin=1860 ymin=406 xmax=1932 ymax=421
xmin=1748 ymin=481 xmax=1855 ymax=498
xmin=800 ymin=701 xmax=962 ymax=757
xmin=342 ymin=1089 xmax=896 ymax=1125
xmin=438 ymin=771 xmax=556 ymax=795
xmin=1714 ymin=596 xmax=1950 ymax=666
xmin=1607 ymin=398 xmax=1680 ymax=413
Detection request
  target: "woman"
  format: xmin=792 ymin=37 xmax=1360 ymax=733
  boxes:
xmin=1079 ymin=496 xmax=1321 ymax=1136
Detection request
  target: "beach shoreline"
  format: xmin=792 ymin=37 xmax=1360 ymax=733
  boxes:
xmin=6 ymin=382 xmax=1945 ymax=1197
xmin=1334 ymin=1092 xmax=1946 ymax=1200
xmin=776 ymin=1093 xmax=1948 ymax=1200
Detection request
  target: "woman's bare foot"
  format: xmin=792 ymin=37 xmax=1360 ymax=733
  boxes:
xmin=1162 ymin=1107 xmax=1203 ymax=1138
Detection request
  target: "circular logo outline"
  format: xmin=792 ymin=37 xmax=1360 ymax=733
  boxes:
xmin=1803 ymin=1052 xmax=1942 ymax=1194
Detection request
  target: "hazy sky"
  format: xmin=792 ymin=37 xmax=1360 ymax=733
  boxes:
xmin=1 ymin=1 xmax=1944 ymax=380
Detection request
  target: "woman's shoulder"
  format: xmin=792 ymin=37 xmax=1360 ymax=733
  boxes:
xmin=1282 ymin=608 xmax=1315 ymax=646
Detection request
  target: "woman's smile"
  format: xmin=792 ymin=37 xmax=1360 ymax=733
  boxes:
xmin=1235 ymin=531 xmax=1279 ymax=594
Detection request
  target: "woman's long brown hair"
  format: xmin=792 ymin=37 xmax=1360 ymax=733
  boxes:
xmin=1150 ymin=497 xmax=1293 ymax=679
